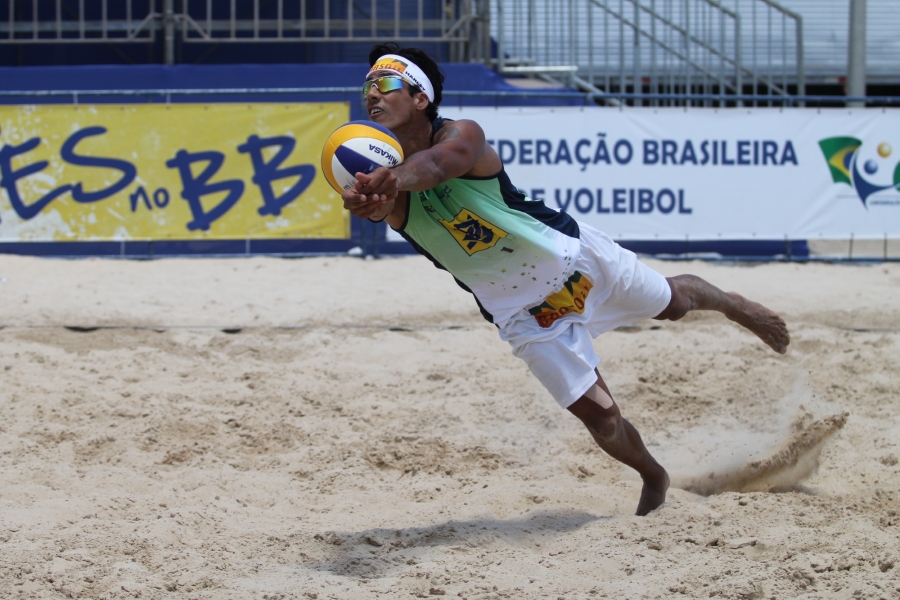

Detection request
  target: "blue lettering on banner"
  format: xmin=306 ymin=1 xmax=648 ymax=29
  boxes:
xmin=0 ymin=137 xmax=73 ymax=220
xmin=154 ymin=188 xmax=170 ymax=208
xmin=237 ymin=134 xmax=316 ymax=217
xmin=594 ymin=134 xmax=611 ymax=164
xmin=638 ymin=138 xmax=798 ymax=166
xmin=487 ymin=136 xmax=799 ymax=168
xmin=536 ymin=140 xmax=553 ymax=164
xmin=130 ymin=187 xmax=152 ymax=212
xmin=554 ymin=188 xmax=571 ymax=212
xmin=737 ymin=141 xmax=751 ymax=165
xmin=613 ymin=140 xmax=633 ymax=164
xmin=681 ymin=141 xmax=698 ymax=165
xmin=166 ymin=150 xmax=244 ymax=231
xmin=0 ymin=126 xmax=319 ymax=230
xmin=554 ymin=188 xmax=692 ymax=215
xmin=574 ymin=188 xmax=593 ymax=212
xmin=554 ymin=140 xmax=572 ymax=164
xmin=0 ymin=129 xmax=139 ymax=220
xmin=643 ymin=140 xmax=659 ymax=165
xmin=638 ymin=188 xmax=654 ymax=213
xmin=498 ymin=140 xmax=516 ymax=163
xmin=781 ymin=141 xmax=798 ymax=165
xmin=574 ymin=139 xmax=591 ymax=171
xmin=657 ymin=189 xmax=676 ymax=214
xmin=613 ymin=189 xmax=627 ymax=213
xmin=662 ymin=140 xmax=678 ymax=165
xmin=721 ymin=140 xmax=734 ymax=165
xmin=762 ymin=141 xmax=778 ymax=165
xmin=60 ymin=127 xmax=137 ymax=203
xmin=130 ymin=185 xmax=172 ymax=213
xmin=519 ymin=139 xmax=533 ymax=164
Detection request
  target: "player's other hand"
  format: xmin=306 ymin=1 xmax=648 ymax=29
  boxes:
xmin=355 ymin=168 xmax=399 ymax=203
xmin=341 ymin=171 xmax=393 ymax=220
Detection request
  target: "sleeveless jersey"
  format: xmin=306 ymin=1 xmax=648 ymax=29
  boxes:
xmin=394 ymin=117 xmax=582 ymax=326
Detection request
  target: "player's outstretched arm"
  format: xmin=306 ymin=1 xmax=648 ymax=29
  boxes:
xmin=395 ymin=119 xmax=490 ymax=190
xmin=354 ymin=119 xmax=496 ymax=200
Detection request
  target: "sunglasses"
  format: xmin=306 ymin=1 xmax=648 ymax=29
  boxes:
xmin=363 ymin=76 xmax=406 ymax=97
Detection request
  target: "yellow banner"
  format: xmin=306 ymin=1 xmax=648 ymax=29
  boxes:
xmin=0 ymin=102 xmax=350 ymax=241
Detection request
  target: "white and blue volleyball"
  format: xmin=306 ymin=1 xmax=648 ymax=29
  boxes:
xmin=321 ymin=120 xmax=404 ymax=194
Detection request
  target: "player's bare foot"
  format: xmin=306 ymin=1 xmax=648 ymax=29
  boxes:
xmin=636 ymin=466 xmax=669 ymax=516
xmin=725 ymin=292 xmax=790 ymax=354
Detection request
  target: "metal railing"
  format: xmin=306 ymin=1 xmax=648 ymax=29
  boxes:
xmin=494 ymin=0 xmax=804 ymax=106
xmin=1 ymin=0 xmax=157 ymax=42
xmin=0 ymin=0 xmax=492 ymax=64
xmin=2 ymin=87 xmax=897 ymax=109
xmin=177 ymin=0 xmax=482 ymax=44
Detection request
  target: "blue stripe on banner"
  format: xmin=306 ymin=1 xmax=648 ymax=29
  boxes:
xmin=378 ymin=239 xmax=811 ymax=259
xmin=0 ymin=239 xmax=358 ymax=257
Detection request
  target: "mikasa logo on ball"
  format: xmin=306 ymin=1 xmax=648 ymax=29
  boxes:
xmin=369 ymin=144 xmax=399 ymax=166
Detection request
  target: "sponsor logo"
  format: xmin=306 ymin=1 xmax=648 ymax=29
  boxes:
xmin=369 ymin=57 xmax=427 ymax=91
xmin=819 ymin=137 xmax=900 ymax=206
xmin=368 ymin=144 xmax=399 ymax=166
xmin=528 ymin=271 xmax=593 ymax=329
xmin=370 ymin=57 xmax=409 ymax=74
xmin=439 ymin=208 xmax=508 ymax=255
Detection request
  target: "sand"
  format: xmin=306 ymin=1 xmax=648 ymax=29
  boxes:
xmin=0 ymin=253 xmax=898 ymax=600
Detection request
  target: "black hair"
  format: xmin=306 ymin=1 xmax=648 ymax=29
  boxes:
xmin=368 ymin=43 xmax=445 ymax=122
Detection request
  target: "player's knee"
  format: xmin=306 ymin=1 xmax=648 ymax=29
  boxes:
xmin=584 ymin=410 xmax=622 ymax=442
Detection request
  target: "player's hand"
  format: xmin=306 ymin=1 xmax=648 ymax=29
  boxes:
xmin=355 ymin=168 xmax=399 ymax=203
xmin=341 ymin=180 xmax=392 ymax=221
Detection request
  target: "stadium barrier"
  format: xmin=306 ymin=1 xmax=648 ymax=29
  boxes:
xmin=1 ymin=85 xmax=898 ymax=261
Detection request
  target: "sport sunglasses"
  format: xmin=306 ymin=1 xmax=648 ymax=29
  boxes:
xmin=362 ymin=75 xmax=406 ymax=97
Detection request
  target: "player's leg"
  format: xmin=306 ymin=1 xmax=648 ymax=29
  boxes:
xmin=501 ymin=321 xmax=667 ymax=516
xmin=567 ymin=372 xmax=669 ymax=516
xmin=654 ymin=274 xmax=790 ymax=354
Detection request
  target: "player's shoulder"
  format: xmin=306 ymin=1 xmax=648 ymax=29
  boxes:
xmin=433 ymin=117 xmax=485 ymax=142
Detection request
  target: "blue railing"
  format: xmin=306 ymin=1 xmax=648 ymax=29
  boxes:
xmin=1 ymin=88 xmax=899 ymax=108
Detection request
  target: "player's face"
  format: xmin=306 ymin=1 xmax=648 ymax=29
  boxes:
xmin=364 ymin=69 xmax=420 ymax=130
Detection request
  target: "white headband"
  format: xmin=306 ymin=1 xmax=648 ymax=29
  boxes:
xmin=368 ymin=54 xmax=435 ymax=103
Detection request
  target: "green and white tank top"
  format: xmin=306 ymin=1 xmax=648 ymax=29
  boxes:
xmin=394 ymin=118 xmax=582 ymax=326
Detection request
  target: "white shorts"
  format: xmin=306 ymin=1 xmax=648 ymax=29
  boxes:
xmin=498 ymin=224 xmax=672 ymax=408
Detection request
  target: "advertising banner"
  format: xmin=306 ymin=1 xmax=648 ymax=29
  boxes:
xmin=437 ymin=106 xmax=900 ymax=241
xmin=0 ymin=102 xmax=350 ymax=242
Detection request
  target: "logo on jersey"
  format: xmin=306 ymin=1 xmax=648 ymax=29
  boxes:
xmin=528 ymin=271 xmax=593 ymax=328
xmin=439 ymin=208 xmax=509 ymax=255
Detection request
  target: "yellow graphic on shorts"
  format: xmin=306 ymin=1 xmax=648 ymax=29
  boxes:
xmin=439 ymin=208 xmax=509 ymax=255
xmin=528 ymin=271 xmax=593 ymax=328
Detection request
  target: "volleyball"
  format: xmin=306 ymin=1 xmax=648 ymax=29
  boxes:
xmin=320 ymin=120 xmax=404 ymax=194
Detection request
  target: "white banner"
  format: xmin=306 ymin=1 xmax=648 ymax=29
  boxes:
xmin=428 ymin=106 xmax=900 ymax=241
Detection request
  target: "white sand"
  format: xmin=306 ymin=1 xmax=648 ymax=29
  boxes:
xmin=0 ymin=254 xmax=898 ymax=599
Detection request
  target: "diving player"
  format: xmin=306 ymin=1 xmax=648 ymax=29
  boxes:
xmin=342 ymin=43 xmax=790 ymax=516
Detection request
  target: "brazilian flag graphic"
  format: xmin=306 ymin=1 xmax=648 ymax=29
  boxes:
xmin=819 ymin=136 xmax=900 ymax=206
xmin=818 ymin=137 xmax=861 ymax=185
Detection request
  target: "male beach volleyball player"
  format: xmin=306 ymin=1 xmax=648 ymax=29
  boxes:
xmin=342 ymin=44 xmax=790 ymax=516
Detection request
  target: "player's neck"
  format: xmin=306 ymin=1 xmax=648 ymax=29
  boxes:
xmin=394 ymin=115 xmax=434 ymax=158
